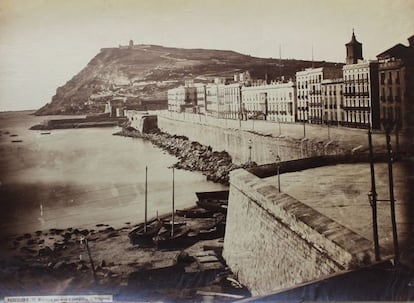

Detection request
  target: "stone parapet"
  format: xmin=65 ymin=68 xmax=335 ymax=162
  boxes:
xmin=223 ymin=168 xmax=375 ymax=295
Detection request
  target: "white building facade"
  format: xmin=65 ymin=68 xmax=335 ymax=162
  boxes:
xmin=342 ymin=61 xmax=380 ymax=129
xmin=167 ymin=85 xmax=197 ymax=112
xmin=296 ymin=67 xmax=343 ymax=124
xmin=241 ymin=81 xmax=296 ymax=122
xmin=321 ymin=78 xmax=344 ymax=125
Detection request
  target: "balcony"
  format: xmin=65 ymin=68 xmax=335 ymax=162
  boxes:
xmin=343 ymin=106 xmax=370 ymax=111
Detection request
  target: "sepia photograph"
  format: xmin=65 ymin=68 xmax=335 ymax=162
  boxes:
xmin=0 ymin=0 xmax=413 ymax=302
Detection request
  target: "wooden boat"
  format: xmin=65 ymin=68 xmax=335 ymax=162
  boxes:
xmin=197 ymin=223 xmax=226 ymax=240
xmin=175 ymin=208 xmax=216 ymax=218
xmin=11 ymin=140 xmax=23 ymax=143
xmin=191 ymin=213 xmax=226 ymax=240
xmin=128 ymin=166 xmax=162 ymax=246
xmin=153 ymin=225 xmax=192 ymax=249
xmin=196 ymin=190 xmax=229 ymax=213
xmin=153 ymin=168 xmax=196 ymax=249
xmin=128 ymin=218 xmax=162 ymax=246
xmin=162 ymin=219 xmax=186 ymax=229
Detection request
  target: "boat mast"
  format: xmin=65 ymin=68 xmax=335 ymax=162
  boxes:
xmin=171 ymin=167 xmax=175 ymax=237
xmin=144 ymin=166 xmax=148 ymax=233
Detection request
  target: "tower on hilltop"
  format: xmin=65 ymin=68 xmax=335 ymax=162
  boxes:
xmin=345 ymin=29 xmax=363 ymax=64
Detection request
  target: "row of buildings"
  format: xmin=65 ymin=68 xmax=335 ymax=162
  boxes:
xmin=167 ymin=32 xmax=414 ymax=131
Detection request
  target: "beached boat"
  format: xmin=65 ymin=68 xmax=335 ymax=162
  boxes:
xmin=153 ymin=225 xmax=192 ymax=249
xmin=11 ymin=140 xmax=23 ymax=143
xmin=196 ymin=190 xmax=229 ymax=213
xmin=153 ymin=167 xmax=196 ymax=248
xmin=128 ymin=166 xmax=162 ymax=246
xmin=128 ymin=218 xmax=162 ymax=246
xmin=190 ymin=213 xmax=226 ymax=240
xmin=162 ymin=219 xmax=187 ymax=229
xmin=175 ymin=208 xmax=216 ymax=218
xmin=41 ymin=132 xmax=51 ymax=135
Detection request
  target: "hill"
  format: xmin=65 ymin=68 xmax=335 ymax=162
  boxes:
xmin=35 ymin=44 xmax=343 ymax=115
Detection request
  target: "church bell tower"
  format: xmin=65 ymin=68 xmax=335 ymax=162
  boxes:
xmin=345 ymin=30 xmax=363 ymax=64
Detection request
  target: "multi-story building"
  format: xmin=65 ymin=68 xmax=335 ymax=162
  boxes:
xmin=205 ymin=83 xmax=219 ymax=117
xmin=321 ymin=78 xmax=344 ymax=125
xmin=205 ymin=77 xmax=230 ymax=118
xmin=377 ymin=35 xmax=414 ymax=132
xmin=223 ymin=83 xmax=242 ymax=119
xmin=167 ymin=85 xmax=197 ymax=112
xmin=241 ymin=81 xmax=296 ymax=122
xmin=296 ymin=67 xmax=342 ymax=124
xmin=342 ymin=31 xmax=380 ymax=129
xmin=194 ymin=83 xmax=206 ymax=114
xmin=342 ymin=61 xmax=379 ymax=129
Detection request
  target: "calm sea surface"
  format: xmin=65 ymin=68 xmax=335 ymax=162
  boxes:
xmin=0 ymin=111 xmax=226 ymax=237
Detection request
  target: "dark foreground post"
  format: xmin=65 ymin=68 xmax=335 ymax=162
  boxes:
xmin=303 ymin=120 xmax=306 ymax=138
xmin=385 ymin=127 xmax=400 ymax=264
xmin=83 ymin=237 xmax=97 ymax=284
xmin=171 ymin=167 xmax=175 ymax=237
xmin=368 ymin=129 xmax=380 ymax=261
xmin=276 ymin=155 xmax=281 ymax=193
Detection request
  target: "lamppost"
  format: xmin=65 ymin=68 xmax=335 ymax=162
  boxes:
xmin=367 ymin=129 xmax=380 ymax=261
xmin=303 ymin=110 xmax=306 ymax=138
xmin=324 ymin=112 xmax=330 ymax=140
xmin=248 ymin=139 xmax=252 ymax=163
xmin=382 ymin=118 xmax=399 ymax=264
xmin=278 ymin=117 xmax=281 ymax=136
xmin=276 ymin=154 xmax=281 ymax=193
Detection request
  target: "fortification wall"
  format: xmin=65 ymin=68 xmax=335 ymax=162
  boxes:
xmin=223 ymin=168 xmax=375 ymax=296
xmin=157 ymin=116 xmax=344 ymax=164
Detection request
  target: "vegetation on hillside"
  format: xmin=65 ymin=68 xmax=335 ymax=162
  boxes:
xmin=36 ymin=44 xmax=342 ymax=115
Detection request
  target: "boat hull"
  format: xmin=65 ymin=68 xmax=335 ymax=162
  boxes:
xmin=153 ymin=226 xmax=195 ymax=249
xmin=128 ymin=219 xmax=162 ymax=246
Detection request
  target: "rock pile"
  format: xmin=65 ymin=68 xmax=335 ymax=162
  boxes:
xmin=114 ymin=129 xmax=256 ymax=185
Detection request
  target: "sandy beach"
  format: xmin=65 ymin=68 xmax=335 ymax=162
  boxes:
xmin=0 ymin=207 xmax=251 ymax=302
xmin=0 ymin=111 xmax=239 ymax=301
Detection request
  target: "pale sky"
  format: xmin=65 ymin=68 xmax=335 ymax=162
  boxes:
xmin=0 ymin=0 xmax=413 ymax=111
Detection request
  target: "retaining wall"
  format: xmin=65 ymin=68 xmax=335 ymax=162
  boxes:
xmin=158 ymin=116 xmax=344 ymax=165
xmin=223 ymin=168 xmax=376 ymax=296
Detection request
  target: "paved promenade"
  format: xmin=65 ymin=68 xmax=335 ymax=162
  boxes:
xmin=265 ymin=162 xmax=411 ymax=259
xmin=157 ymin=111 xmax=409 ymax=154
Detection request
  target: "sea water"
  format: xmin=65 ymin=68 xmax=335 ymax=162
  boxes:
xmin=0 ymin=111 xmax=227 ymax=237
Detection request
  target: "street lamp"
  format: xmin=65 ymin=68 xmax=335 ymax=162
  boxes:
xmin=278 ymin=117 xmax=281 ymax=136
xmin=303 ymin=111 xmax=306 ymax=138
xmin=276 ymin=154 xmax=281 ymax=193
xmin=325 ymin=112 xmax=330 ymax=140
xmin=381 ymin=118 xmax=399 ymax=264
xmin=248 ymin=139 xmax=252 ymax=163
xmin=367 ymin=129 xmax=380 ymax=261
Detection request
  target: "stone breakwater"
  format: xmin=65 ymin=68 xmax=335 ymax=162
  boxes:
xmin=114 ymin=128 xmax=256 ymax=185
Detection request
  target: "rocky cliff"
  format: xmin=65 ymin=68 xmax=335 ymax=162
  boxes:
xmin=36 ymin=44 xmax=342 ymax=115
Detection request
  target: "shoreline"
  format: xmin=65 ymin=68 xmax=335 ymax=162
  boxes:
xmin=0 ymin=205 xmax=250 ymax=302
xmin=114 ymin=128 xmax=257 ymax=185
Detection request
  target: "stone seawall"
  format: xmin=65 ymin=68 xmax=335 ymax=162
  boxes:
xmin=223 ymin=168 xmax=376 ymax=296
xmin=158 ymin=116 xmax=345 ymax=165
xmin=114 ymin=129 xmax=255 ymax=184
